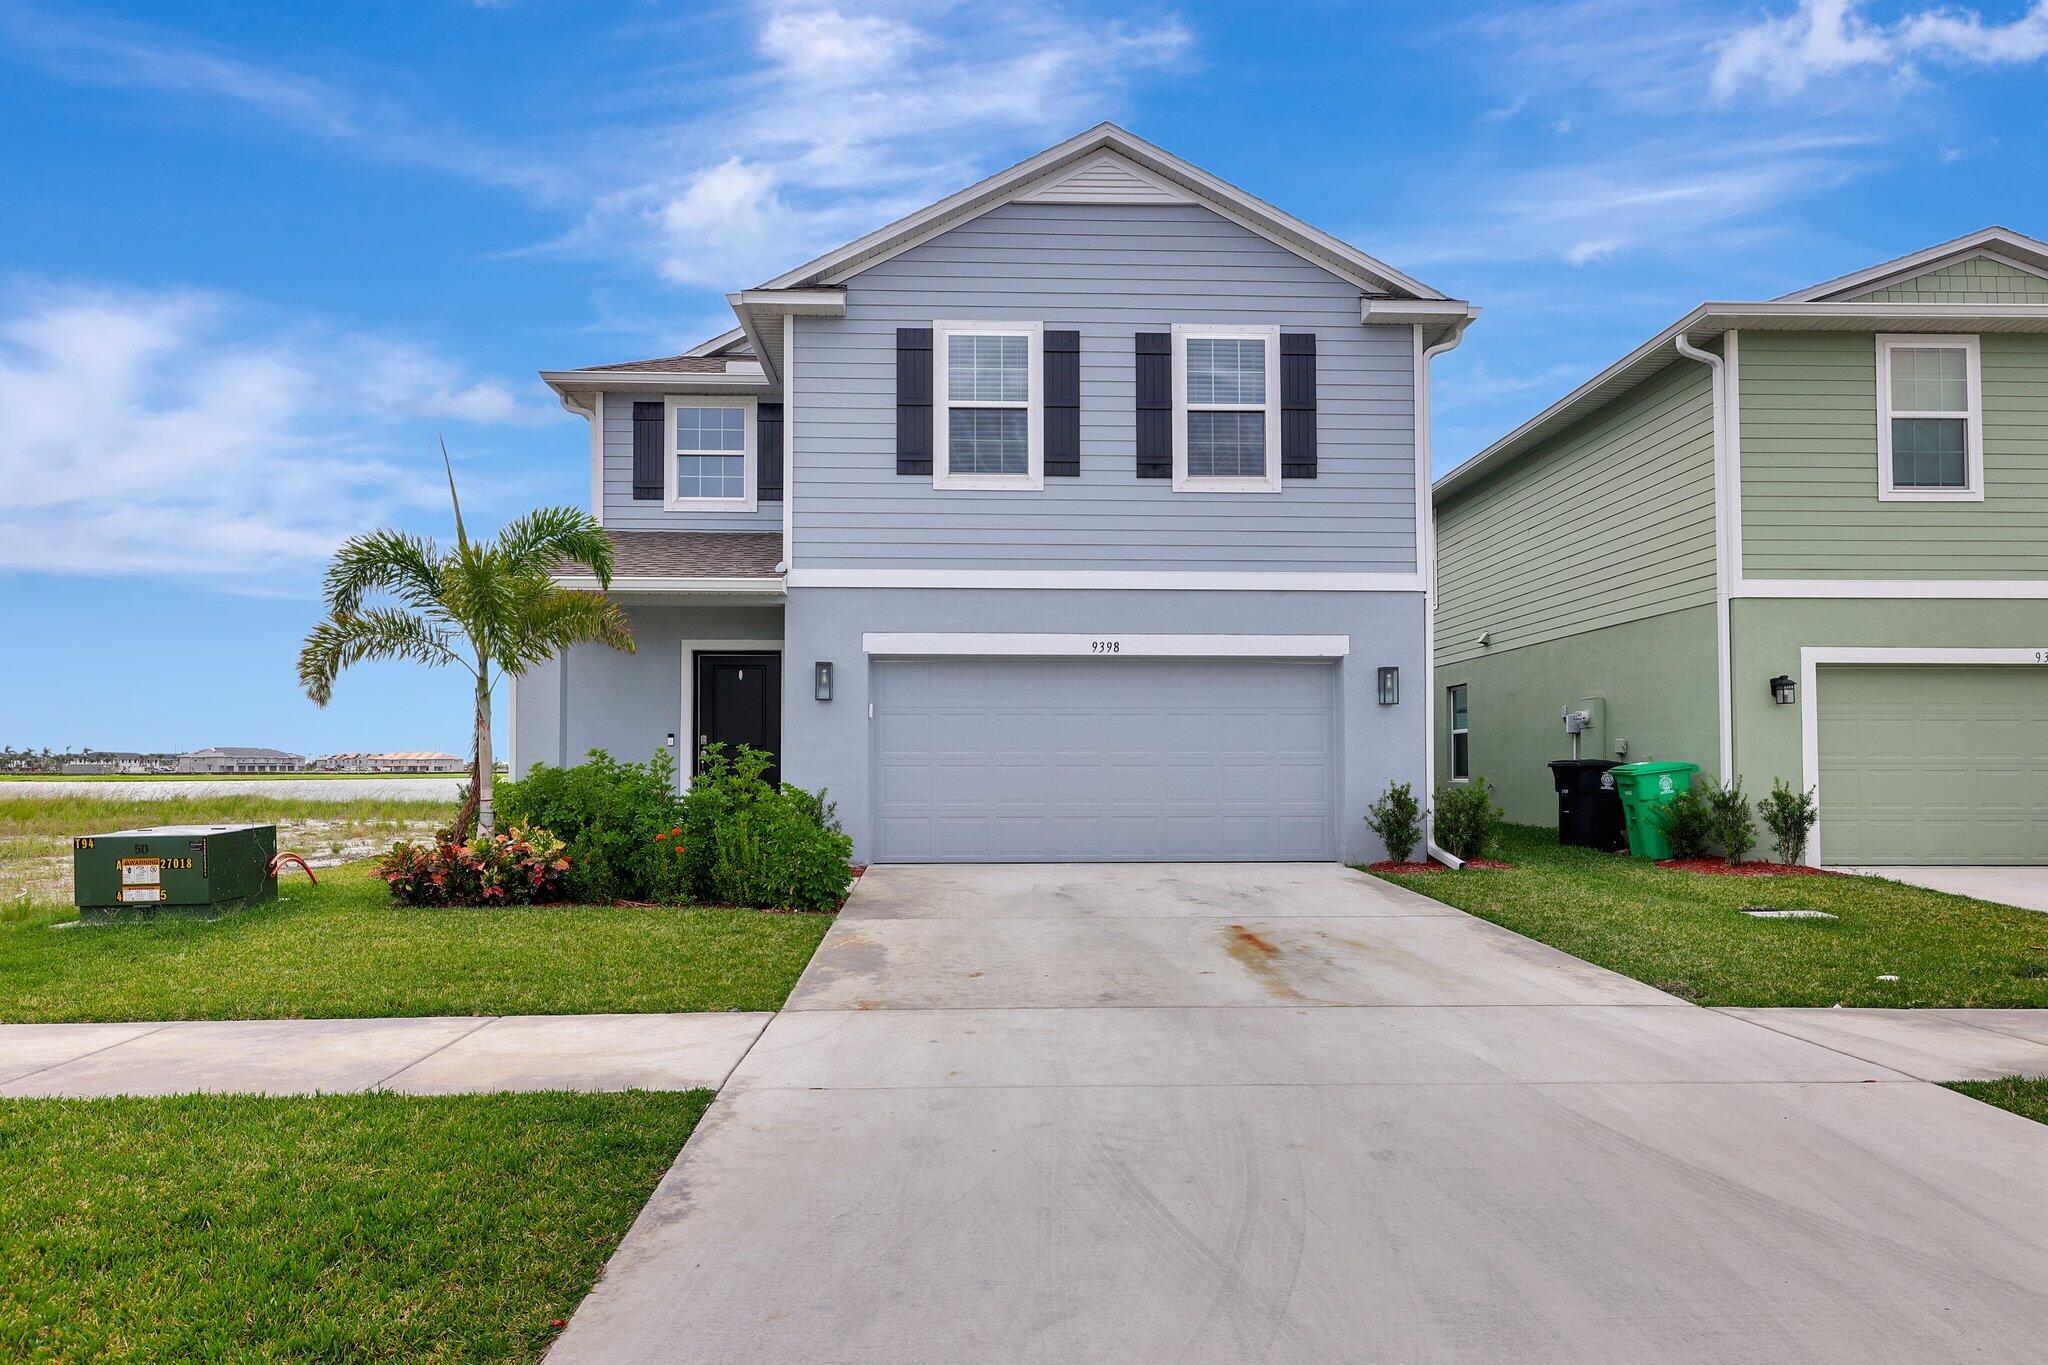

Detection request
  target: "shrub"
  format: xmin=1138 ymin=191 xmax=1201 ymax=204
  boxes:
xmin=680 ymin=744 xmax=854 ymax=912
xmin=1700 ymin=776 xmax=1755 ymax=864
xmin=377 ymin=825 xmax=571 ymax=907
xmin=497 ymin=749 xmax=685 ymax=902
xmin=1760 ymin=779 xmax=1819 ymax=865
xmin=1653 ymin=788 xmax=1715 ymax=859
xmin=1364 ymin=782 xmax=1422 ymax=863
xmin=1433 ymin=779 xmax=1501 ymax=862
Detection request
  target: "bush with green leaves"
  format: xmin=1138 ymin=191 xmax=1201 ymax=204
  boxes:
xmin=1433 ymin=779 xmax=1501 ymax=862
xmin=1760 ymin=779 xmax=1819 ymax=865
xmin=1652 ymin=787 xmax=1715 ymax=860
xmin=1364 ymin=781 xmax=1422 ymax=863
xmin=496 ymin=749 xmax=685 ymax=903
xmin=680 ymin=744 xmax=853 ymax=912
xmin=1700 ymin=776 xmax=1756 ymax=864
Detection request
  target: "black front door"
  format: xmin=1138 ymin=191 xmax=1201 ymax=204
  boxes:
xmin=694 ymin=652 xmax=781 ymax=784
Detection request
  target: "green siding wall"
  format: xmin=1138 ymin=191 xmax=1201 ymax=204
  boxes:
xmin=1851 ymin=255 xmax=2048 ymax=303
xmin=1437 ymin=606 xmax=1719 ymax=826
xmin=1739 ymin=331 xmax=2048 ymax=579
xmin=1435 ymin=359 xmax=1718 ymax=670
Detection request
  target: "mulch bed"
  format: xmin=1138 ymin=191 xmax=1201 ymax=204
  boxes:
xmin=1368 ymin=859 xmax=1512 ymax=873
xmin=1654 ymin=857 xmax=1841 ymax=877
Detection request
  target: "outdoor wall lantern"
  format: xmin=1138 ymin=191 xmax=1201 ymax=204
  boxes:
xmin=814 ymin=661 xmax=834 ymax=702
xmin=1769 ymin=674 xmax=1797 ymax=706
xmin=1376 ymin=666 xmax=1400 ymax=706
xmin=665 ymin=732 xmax=676 ymax=748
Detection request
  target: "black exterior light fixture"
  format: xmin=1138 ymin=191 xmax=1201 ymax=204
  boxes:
xmin=814 ymin=661 xmax=834 ymax=702
xmin=1376 ymin=666 xmax=1400 ymax=705
xmin=1770 ymin=674 xmax=1797 ymax=706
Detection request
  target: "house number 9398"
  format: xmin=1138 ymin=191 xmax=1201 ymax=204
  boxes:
xmin=1090 ymin=640 xmax=1122 ymax=654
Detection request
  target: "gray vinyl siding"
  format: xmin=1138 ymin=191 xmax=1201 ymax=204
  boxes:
xmin=788 ymin=202 xmax=1417 ymax=573
xmin=599 ymin=392 xmax=783 ymax=533
xmin=1434 ymin=358 xmax=1719 ymax=668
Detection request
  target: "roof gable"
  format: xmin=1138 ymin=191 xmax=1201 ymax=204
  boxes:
xmin=1847 ymin=252 xmax=2048 ymax=304
xmin=1782 ymin=226 xmax=2048 ymax=302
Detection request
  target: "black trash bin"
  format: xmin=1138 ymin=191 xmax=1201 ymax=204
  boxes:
xmin=1547 ymin=759 xmax=1625 ymax=852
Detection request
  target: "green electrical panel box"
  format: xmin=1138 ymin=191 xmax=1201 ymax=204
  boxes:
xmin=73 ymin=824 xmax=278 ymax=922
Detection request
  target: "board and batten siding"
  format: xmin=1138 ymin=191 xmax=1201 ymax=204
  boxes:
xmin=788 ymin=201 xmax=1418 ymax=573
xmin=1434 ymin=359 xmax=1718 ymax=668
xmin=1851 ymin=256 xmax=2048 ymax=304
xmin=1739 ymin=331 xmax=2048 ymax=579
xmin=599 ymin=393 xmax=783 ymax=533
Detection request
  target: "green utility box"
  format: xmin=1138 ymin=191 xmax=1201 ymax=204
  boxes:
xmin=1609 ymin=762 xmax=1700 ymax=860
xmin=73 ymin=824 xmax=277 ymax=922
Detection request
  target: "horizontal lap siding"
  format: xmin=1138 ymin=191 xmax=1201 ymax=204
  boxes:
xmin=1434 ymin=359 xmax=1717 ymax=667
xmin=600 ymin=394 xmax=783 ymax=532
xmin=1740 ymin=331 xmax=2048 ymax=579
xmin=792 ymin=202 xmax=1416 ymax=573
xmin=1851 ymin=256 xmax=2048 ymax=303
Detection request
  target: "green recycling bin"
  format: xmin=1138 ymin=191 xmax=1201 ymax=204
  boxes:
xmin=1609 ymin=761 xmax=1700 ymax=859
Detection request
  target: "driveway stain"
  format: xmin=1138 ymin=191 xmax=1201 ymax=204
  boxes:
xmin=1222 ymin=923 xmax=1306 ymax=1002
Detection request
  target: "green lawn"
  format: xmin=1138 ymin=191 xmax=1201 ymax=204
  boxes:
xmin=1949 ymin=1078 xmax=2048 ymax=1126
xmin=1371 ymin=824 xmax=2048 ymax=1008
xmin=0 ymin=1089 xmax=706 ymax=1361
xmin=0 ymin=863 xmax=831 ymax=1022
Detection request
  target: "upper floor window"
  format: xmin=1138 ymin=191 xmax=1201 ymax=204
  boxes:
xmin=1876 ymin=334 xmax=1983 ymax=502
xmin=1448 ymin=684 xmax=1470 ymax=781
xmin=934 ymin=320 xmax=1043 ymax=490
xmin=1172 ymin=323 xmax=1281 ymax=492
xmin=666 ymin=396 xmax=757 ymax=512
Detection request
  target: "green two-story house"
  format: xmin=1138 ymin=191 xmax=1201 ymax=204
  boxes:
xmin=1433 ymin=228 xmax=2048 ymax=868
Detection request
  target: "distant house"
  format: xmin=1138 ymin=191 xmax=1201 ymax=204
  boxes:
xmin=314 ymin=751 xmax=466 ymax=773
xmin=59 ymin=752 xmax=156 ymax=775
xmin=175 ymin=747 xmax=305 ymax=774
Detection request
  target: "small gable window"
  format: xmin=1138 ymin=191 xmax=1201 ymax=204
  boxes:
xmin=1876 ymin=334 xmax=1982 ymax=501
xmin=933 ymin=320 xmax=1043 ymax=490
xmin=666 ymin=396 xmax=757 ymax=511
xmin=1172 ymin=324 xmax=1281 ymax=492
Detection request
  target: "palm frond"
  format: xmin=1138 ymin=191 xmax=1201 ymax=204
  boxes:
xmin=494 ymin=506 xmax=614 ymax=587
xmin=496 ymin=586 xmax=636 ymax=674
xmin=322 ymin=529 xmax=444 ymax=616
xmin=298 ymin=607 xmax=465 ymax=705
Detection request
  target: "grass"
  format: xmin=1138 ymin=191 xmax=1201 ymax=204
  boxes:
xmin=0 ymin=863 xmax=831 ymax=1022
xmin=0 ymin=771 xmax=464 ymax=782
xmin=0 ymin=1089 xmax=707 ymax=1360
xmin=1370 ymin=824 xmax=2048 ymax=1008
xmin=1948 ymin=1078 xmax=2048 ymax=1126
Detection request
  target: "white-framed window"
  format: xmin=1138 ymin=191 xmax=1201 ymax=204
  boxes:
xmin=933 ymin=319 xmax=1043 ymax=490
xmin=1172 ymin=323 xmax=1281 ymax=493
xmin=666 ymin=395 xmax=758 ymax=512
xmin=1448 ymin=684 xmax=1470 ymax=781
xmin=1876 ymin=333 xmax=1983 ymax=502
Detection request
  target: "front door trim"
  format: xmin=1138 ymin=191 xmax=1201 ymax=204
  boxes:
xmin=679 ymin=638 xmax=782 ymax=788
xmin=1800 ymin=646 xmax=2048 ymax=866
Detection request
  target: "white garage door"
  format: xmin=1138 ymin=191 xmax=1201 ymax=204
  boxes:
xmin=871 ymin=658 xmax=1338 ymax=862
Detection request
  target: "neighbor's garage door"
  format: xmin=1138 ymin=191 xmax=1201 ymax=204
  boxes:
xmin=1818 ymin=665 xmax=2048 ymax=865
xmin=871 ymin=658 xmax=1338 ymax=862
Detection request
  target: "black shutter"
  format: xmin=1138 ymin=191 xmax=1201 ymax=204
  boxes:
xmin=1281 ymin=332 xmax=1317 ymax=479
xmin=1135 ymin=331 xmax=1171 ymax=479
xmin=757 ymin=402 xmax=784 ymax=501
xmin=896 ymin=327 xmax=933 ymax=475
xmin=632 ymin=401 xmax=663 ymax=500
xmin=1044 ymin=330 xmax=1080 ymax=477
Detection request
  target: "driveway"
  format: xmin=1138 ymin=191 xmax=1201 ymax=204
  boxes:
xmin=1843 ymin=864 xmax=2048 ymax=914
xmin=551 ymin=863 xmax=2048 ymax=1363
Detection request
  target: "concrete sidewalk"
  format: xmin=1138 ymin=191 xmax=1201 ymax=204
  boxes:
xmin=1725 ymin=1007 xmax=2048 ymax=1081
xmin=0 ymin=1012 xmax=769 ymax=1097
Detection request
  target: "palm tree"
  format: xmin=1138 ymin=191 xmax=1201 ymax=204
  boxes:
xmin=299 ymin=444 xmax=634 ymax=837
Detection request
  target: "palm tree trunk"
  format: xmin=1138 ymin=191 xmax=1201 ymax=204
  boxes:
xmin=475 ymin=679 xmax=496 ymax=837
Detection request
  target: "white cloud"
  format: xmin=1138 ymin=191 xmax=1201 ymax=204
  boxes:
xmin=0 ymin=286 xmax=550 ymax=582
xmin=1713 ymin=0 xmax=2048 ymax=100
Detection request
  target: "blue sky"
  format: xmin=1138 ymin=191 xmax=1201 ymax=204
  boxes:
xmin=4 ymin=0 xmax=2047 ymax=754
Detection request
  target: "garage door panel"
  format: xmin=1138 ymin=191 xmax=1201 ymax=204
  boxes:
xmin=872 ymin=658 xmax=1338 ymax=862
xmin=1818 ymin=666 xmax=2048 ymax=866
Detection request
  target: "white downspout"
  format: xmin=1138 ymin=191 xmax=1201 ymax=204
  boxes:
xmin=1673 ymin=333 xmax=1736 ymax=782
xmin=1418 ymin=317 xmax=1475 ymax=868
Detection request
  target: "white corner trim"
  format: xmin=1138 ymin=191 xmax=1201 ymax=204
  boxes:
xmin=664 ymin=394 xmax=759 ymax=513
xmin=679 ymin=639 xmax=785 ymax=787
xmin=1733 ymin=578 xmax=2048 ymax=599
xmin=1799 ymin=646 xmax=2048 ymax=866
xmin=552 ymin=575 xmax=787 ymax=594
xmin=505 ymin=670 xmax=518 ymax=776
xmin=862 ymin=632 xmax=1349 ymax=659
xmin=1171 ymin=323 xmax=1282 ymax=493
xmin=587 ymin=391 xmax=604 ymax=524
xmin=782 ymin=313 xmax=797 ymax=568
xmin=1673 ymin=333 xmax=1736 ymax=782
xmin=1874 ymin=333 xmax=1984 ymax=501
xmin=932 ymin=319 xmax=1045 ymax=491
xmin=787 ymin=568 xmax=1426 ymax=592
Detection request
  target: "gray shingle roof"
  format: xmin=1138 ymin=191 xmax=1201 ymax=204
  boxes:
xmin=573 ymin=355 xmax=738 ymax=374
xmin=560 ymin=530 xmax=783 ymax=581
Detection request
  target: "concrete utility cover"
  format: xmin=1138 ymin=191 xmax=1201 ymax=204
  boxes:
xmin=551 ymin=863 xmax=2048 ymax=1363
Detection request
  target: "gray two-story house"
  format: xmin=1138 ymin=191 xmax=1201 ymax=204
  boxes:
xmin=517 ymin=125 xmax=1476 ymax=864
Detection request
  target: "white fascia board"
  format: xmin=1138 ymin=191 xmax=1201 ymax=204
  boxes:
xmin=540 ymin=371 xmax=772 ymax=390
xmin=1779 ymin=226 xmax=2048 ymax=302
xmin=551 ymin=575 xmax=787 ymax=595
xmin=862 ymin=632 xmax=1351 ymax=658
xmin=789 ymin=568 xmax=1425 ymax=592
xmin=684 ymin=327 xmax=749 ymax=358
